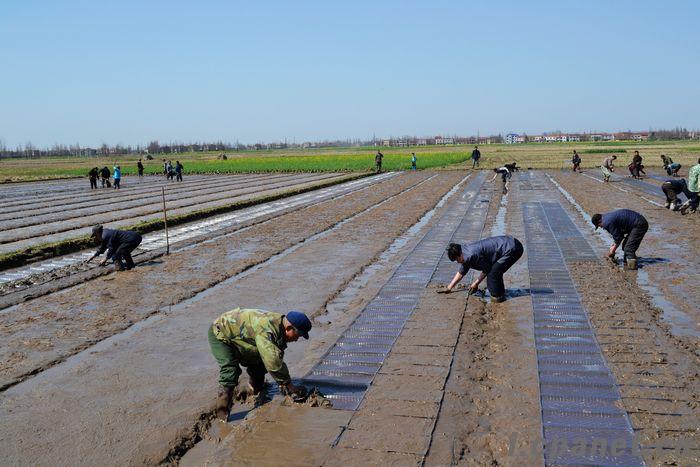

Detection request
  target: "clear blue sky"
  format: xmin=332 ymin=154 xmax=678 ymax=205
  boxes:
xmin=1 ymin=0 xmax=698 ymax=148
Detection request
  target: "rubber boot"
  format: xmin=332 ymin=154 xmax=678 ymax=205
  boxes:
xmin=215 ymin=385 xmax=233 ymax=421
xmin=626 ymin=258 xmax=638 ymax=270
xmin=492 ymin=296 xmax=506 ymax=303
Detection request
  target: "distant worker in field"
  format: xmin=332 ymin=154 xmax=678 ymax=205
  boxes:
xmin=572 ymin=150 xmax=582 ymax=172
xmin=88 ymin=167 xmax=99 ymax=189
xmin=439 ymin=236 xmax=524 ymax=303
xmin=137 ymin=159 xmax=144 ymax=177
xmin=175 ymin=161 xmax=184 ymax=181
xmin=471 ymin=145 xmax=481 ymax=168
xmin=628 ymin=150 xmax=643 ymax=179
xmin=113 ymin=165 xmax=122 ymax=189
xmin=681 ymin=157 xmax=700 ymax=214
xmin=209 ymin=308 xmax=312 ymax=420
xmin=86 ymin=224 xmax=143 ymax=271
xmin=661 ymin=178 xmax=692 ymax=211
xmin=660 ymin=154 xmax=681 ymax=177
xmin=490 ymin=166 xmax=512 ymax=193
xmin=166 ymin=160 xmax=174 ymax=180
xmin=100 ymin=166 xmax=111 ymax=187
xmin=601 ymin=155 xmax=616 ymax=182
xmin=375 ymin=151 xmax=383 ymax=172
xmin=411 ymin=152 xmax=417 ymax=170
xmin=591 ymin=209 xmax=648 ymax=270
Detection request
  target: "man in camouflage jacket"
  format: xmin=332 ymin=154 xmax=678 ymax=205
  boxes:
xmin=208 ymin=307 xmax=312 ymax=420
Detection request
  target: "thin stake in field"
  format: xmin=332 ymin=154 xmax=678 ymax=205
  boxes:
xmin=162 ymin=187 xmax=170 ymax=255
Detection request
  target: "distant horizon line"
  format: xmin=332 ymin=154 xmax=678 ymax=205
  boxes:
xmin=2 ymin=126 xmax=698 ymax=151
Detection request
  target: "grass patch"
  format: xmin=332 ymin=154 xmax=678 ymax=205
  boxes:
xmin=0 ymin=173 xmax=367 ymax=270
xmin=0 ymin=151 xmax=468 ymax=182
xmin=580 ymin=148 xmax=627 ymax=154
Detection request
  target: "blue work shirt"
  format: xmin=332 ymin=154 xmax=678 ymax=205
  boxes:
xmin=458 ymin=235 xmax=518 ymax=275
xmin=113 ymin=167 xmax=121 ymax=179
xmin=600 ymin=209 xmax=647 ymax=244
xmin=95 ymin=228 xmax=142 ymax=260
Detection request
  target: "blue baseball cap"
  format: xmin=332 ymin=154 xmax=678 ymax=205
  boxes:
xmin=286 ymin=311 xmax=312 ymax=339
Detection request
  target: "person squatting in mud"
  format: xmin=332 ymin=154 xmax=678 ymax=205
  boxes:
xmin=209 ymin=308 xmax=313 ymax=420
xmin=601 ymin=155 xmax=616 ymax=182
xmin=628 ymin=150 xmax=645 ymax=179
xmin=661 ymin=178 xmax=695 ymax=212
xmin=490 ymin=166 xmax=512 ymax=194
xmin=439 ymin=235 xmax=524 ymax=303
xmin=660 ymin=154 xmax=681 ymax=177
xmin=86 ymin=224 xmax=143 ymax=271
xmin=591 ymin=209 xmax=648 ymax=270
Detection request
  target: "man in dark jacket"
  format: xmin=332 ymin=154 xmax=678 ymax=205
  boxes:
xmin=86 ymin=225 xmax=142 ymax=271
xmin=629 ymin=151 xmax=643 ymax=179
xmin=88 ymin=167 xmax=99 ymax=189
xmin=471 ymin=146 xmax=481 ymax=168
xmin=591 ymin=209 xmax=648 ymax=270
xmin=661 ymin=178 xmax=692 ymax=210
xmin=572 ymin=150 xmax=582 ymax=172
xmin=440 ymin=235 xmax=524 ymax=302
xmin=100 ymin=166 xmax=111 ymax=187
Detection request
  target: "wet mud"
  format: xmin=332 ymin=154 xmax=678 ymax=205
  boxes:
xmin=568 ymin=260 xmax=699 ymax=465
xmin=0 ymin=171 xmax=467 ymax=466
xmin=3 ymin=169 xmax=697 ymax=466
xmin=551 ymin=169 xmax=700 ymax=340
xmin=0 ymin=172 xmax=453 ymax=390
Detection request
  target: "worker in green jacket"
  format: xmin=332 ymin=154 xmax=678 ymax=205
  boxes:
xmin=208 ymin=308 xmax=312 ymax=420
xmin=680 ymin=157 xmax=700 ymax=214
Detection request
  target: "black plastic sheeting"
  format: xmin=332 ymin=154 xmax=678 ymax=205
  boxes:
xmin=301 ymin=172 xmax=489 ymax=411
xmin=524 ymin=201 xmax=644 ymax=466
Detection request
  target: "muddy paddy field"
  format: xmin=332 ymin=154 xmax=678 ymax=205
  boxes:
xmin=0 ymin=169 xmax=697 ymax=466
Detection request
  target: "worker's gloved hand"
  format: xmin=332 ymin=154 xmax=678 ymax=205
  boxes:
xmin=468 ymin=283 xmax=480 ymax=294
xmin=282 ymin=383 xmax=309 ymax=403
xmin=291 ymin=385 xmax=309 ymax=402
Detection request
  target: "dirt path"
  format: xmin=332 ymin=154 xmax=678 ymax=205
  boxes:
xmin=0 ymin=171 xmax=467 ymax=466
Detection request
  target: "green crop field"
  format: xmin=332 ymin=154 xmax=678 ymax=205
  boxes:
xmin=1 ymin=140 xmax=699 ymax=182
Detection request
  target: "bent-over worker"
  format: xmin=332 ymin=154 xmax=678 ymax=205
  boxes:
xmin=442 ymin=235 xmax=524 ymax=302
xmin=591 ymin=209 xmax=648 ymax=270
xmin=661 ymin=178 xmax=692 ymax=211
xmin=86 ymin=224 xmax=142 ymax=271
xmin=490 ymin=166 xmax=512 ymax=193
xmin=209 ymin=308 xmax=312 ymax=420
xmin=601 ymin=155 xmax=616 ymax=182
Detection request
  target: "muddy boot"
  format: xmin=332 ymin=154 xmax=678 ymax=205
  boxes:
xmin=492 ymin=296 xmax=506 ymax=303
xmin=215 ymin=385 xmax=233 ymax=421
xmin=114 ymin=261 xmax=125 ymax=272
xmin=679 ymin=202 xmax=690 ymax=215
xmin=626 ymin=258 xmax=638 ymax=270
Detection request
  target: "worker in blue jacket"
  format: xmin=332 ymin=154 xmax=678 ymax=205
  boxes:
xmin=591 ymin=209 xmax=648 ymax=270
xmin=86 ymin=224 xmax=142 ymax=271
xmin=440 ymin=235 xmax=524 ymax=302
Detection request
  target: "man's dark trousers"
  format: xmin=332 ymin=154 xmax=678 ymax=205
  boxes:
xmin=486 ymin=239 xmax=524 ymax=298
xmin=621 ymin=219 xmax=648 ymax=260
xmin=114 ymin=234 xmax=142 ymax=269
